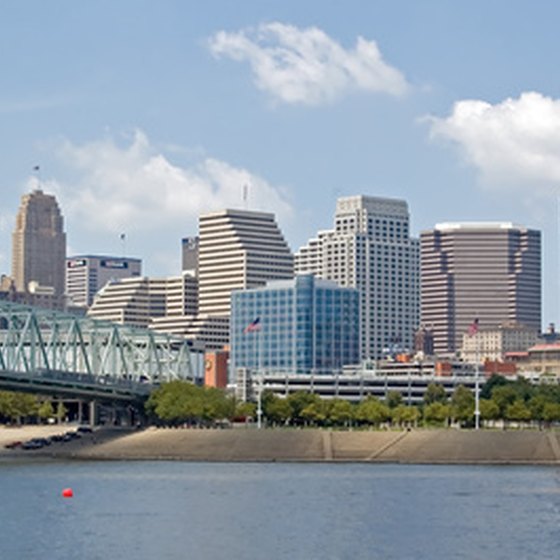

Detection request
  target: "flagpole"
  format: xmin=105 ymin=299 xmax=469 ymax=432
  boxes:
xmin=257 ymin=328 xmax=263 ymax=429
xmin=474 ymin=323 xmax=480 ymax=430
xmin=475 ymin=346 xmax=480 ymax=430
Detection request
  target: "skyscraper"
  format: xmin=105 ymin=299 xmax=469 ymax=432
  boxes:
xmin=295 ymin=195 xmax=420 ymax=359
xmin=420 ymin=222 xmax=541 ymax=355
xmin=231 ymin=274 xmax=360 ymax=374
xmin=12 ymin=189 xmax=66 ymax=298
xmin=197 ymin=209 xmax=294 ymax=317
xmin=66 ymin=255 xmax=142 ymax=308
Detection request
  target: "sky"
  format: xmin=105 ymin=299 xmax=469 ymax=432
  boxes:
xmin=2 ymin=0 xmax=560 ymax=326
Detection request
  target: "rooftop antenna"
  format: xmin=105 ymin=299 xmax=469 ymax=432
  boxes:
xmin=243 ymin=183 xmax=249 ymax=210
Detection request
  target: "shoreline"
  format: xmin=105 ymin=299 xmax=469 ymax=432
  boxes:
xmin=2 ymin=425 xmax=560 ymax=465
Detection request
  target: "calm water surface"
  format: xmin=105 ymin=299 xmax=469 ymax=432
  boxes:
xmin=0 ymin=460 xmax=558 ymax=560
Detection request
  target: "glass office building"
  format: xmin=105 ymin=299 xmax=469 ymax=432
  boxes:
xmin=230 ymin=275 xmax=360 ymax=374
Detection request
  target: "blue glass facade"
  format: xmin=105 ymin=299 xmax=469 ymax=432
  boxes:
xmin=230 ymin=275 xmax=360 ymax=374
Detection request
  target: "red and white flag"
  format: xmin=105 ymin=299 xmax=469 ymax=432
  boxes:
xmin=467 ymin=318 xmax=479 ymax=337
xmin=244 ymin=317 xmax=261 ymax=334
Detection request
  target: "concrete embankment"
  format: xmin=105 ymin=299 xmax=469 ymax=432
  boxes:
xmin=3 ymin=426 xmax=560 ymax=464
xmin=25 ymin=427 xmax=560 ymax=464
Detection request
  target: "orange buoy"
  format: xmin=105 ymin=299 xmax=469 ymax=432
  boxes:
xmin=62 ymin=488 xmax=74 ymax=498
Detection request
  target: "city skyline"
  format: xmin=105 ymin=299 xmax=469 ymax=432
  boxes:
xmin=2 ymin=1 xmax=560 ymax=325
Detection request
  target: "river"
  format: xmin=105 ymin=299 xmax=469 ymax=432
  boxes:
xmin=0 ymin=460 xmax=558 ymax=559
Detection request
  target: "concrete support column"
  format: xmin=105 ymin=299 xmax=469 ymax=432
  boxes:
xmin=89 ymin=401 xmax=97 ymax=426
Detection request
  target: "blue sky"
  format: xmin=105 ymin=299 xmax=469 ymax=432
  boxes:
xmin=2 ymin=1 xmax=560 ymax=325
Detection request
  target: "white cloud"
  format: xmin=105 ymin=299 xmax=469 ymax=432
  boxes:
xmin=427 ymin=91 xmax=560 ymax=189
xmin=208 ymin=22 xmax=408 ymax=105
xmin=51 ymin=130 xmax=293 ymax=235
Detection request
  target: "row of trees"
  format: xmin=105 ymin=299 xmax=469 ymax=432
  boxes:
xmin=146 ymin=376 xmax=560 ymax=429
xmin=145 ymin=380 xmax=252 ymax=425
xmin=0 ymin=391 xmax=66 ymax=425
xmin=5 ymin=373 xmax=559 ymax=429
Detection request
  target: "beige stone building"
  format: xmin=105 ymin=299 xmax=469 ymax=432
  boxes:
xmin=461 ymin=322 xmax=539 ymax=363
xmin=8 ymin=189 xmax=66 ymax=309
xmin=295 ymin=195 xmax=420 ymax=360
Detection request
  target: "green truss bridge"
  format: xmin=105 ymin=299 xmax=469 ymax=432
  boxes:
xmin=0 ymin=300 xmax=196 ymax=405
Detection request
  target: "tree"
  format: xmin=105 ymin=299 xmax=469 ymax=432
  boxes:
xmin=0 ymin=391 xmax=39 ymax=424
xmin=55 ymin=401 xmax=68 ymax=424
xmin=355 ymin=397 xmax=390 ymax=427
xmin=287 ymin=392 xmax=321 ymax=424
xmin=392 ymin=405 xmax=419 ymax=428
xmin=265 ymin=397 xmax=292 ymax=425
xmin=301 ymin=401 xmax=328 ymax=427
xmin=424 ymin=383 xmax=447 ymax=405
xmin=423 ymin=402 xmax=450 ymax=426
xmin=146 ymin=380 xmax=233 ymax=425
xmin=327 ymin=399 xmax=354 ymax=427
xmin=505 ymin=399 xmax=531 ymax=424
xmin=37 ymin=400 xmax=55 ymax=423
xmin=480 ymin=374 xmax=508 ymax=400
xmin=451 ymin=385 xmax=475 ymax=424
xmin=542 ymin=402 xmax=560 ymax=424
xmin=491 ymin=385 xmax=519 ymax=418
xmin=385 ymin=391 xmax=403 ymax=409
xmin=235 ymin=401 xmax=256 ymax=421
xmin=479 ymin=399 xmax=500 ymax=423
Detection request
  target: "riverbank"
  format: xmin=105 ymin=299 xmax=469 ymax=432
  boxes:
xmin=2 ymin=425 xmax=560 ymax=464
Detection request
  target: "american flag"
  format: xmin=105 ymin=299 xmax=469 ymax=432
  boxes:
xmin=244 ymin=317 xmax=261 ymax=334
xmin=467 ymin=318 xmax=479 ymax=336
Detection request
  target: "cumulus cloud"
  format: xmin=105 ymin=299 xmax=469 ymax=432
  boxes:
xmin=208 ymin=22 xmax=408 ymax=105
xmin=427 ymin=91 xmax=560 ymax=189
xmin=52 ymin=130 xmax=293 ymax=235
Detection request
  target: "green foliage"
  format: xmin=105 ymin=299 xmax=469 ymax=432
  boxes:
xmin=542 ymin=402 xmax=560 ymax=423
xmin=235 ymin=401 xmax=256 ymax=420
xmin=491 ymin=385 xmax=519 ymax=416
xmin=450 ymin=385 xmax=475 ymax=423
xmin=37 ymin=400 xmax=55 ymax=422
xmin=265 ymin=396 xmax=292 ymax=425
xmin=480 ymin=374 xmax=508 ymax=399
xmin=424 ymin=383 xmax=448 ymax=405
xmin=146 ymin=380 xmax=234 ymax=425
xmin=392 ymin=405 xmax=420 ymax=427
xmin=0 ymin=391 xmax=39 ymax=424
xmin=287 ymin=391 xmax=321 ymax=423
xmin=423 ymin=402 xmax=450 ymax=426
xmin=355 ymin=397 xmax=390 ymax=427
xmin=55 ymin=401 xmax=67 ymax=422
xmin=385 ymin=391 xmax=403 ymax=409
xmin=301 ymin=401 xmax=328 ymax=426
xmin=327 ymin=399 xmax=354 ymax=427
xmin=505 ymin=399 xmax=531 ymax=422
xmin=479 ymin=399 xmax=500 ymax=421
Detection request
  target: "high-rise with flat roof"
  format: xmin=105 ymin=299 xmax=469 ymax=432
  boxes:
xmin=295 ymin=195 xmax=420 ymax=359
xmin=420 ymin=222 xmax=541 ymax=355
xmin=12 ymin=189 xmax=66 ymax=299
xmin=198 ymin=209 xmax=294 ymax=317
xmin=66 ymin=255 xmax=142 ymax=308
xmin=231 ymin=274 xmax=360 ymax=374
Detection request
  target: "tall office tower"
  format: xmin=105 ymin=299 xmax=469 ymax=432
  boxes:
xmin=66 ymin=255 xmax=142 ymax=308
xmin=12 ymin=189 xmax=66 ymax=297
xmin=420 ymin=222 xmax=541 ymax=356
xmin=295 ymin=195 xmax=420 ymax=360
xmin=197 ymin=209 xmax=294 ymax=317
